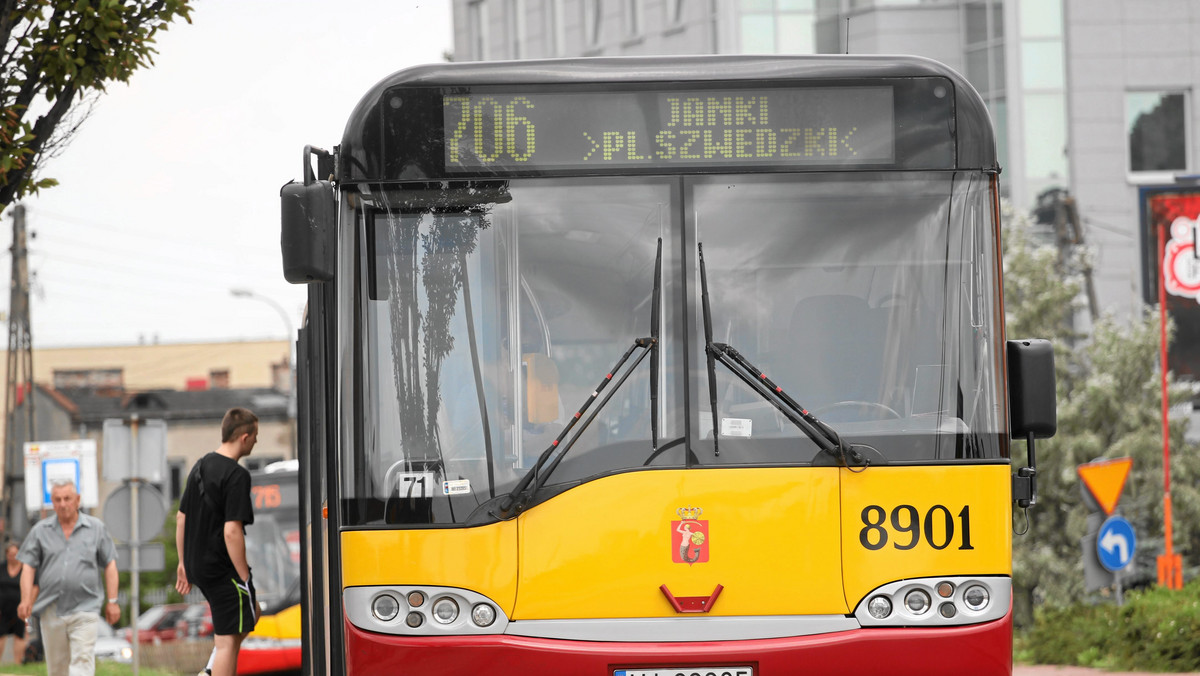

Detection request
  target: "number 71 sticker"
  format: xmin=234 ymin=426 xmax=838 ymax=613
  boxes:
xmin=393 ymin=472 xmax=434 ymax=498
xmin=392 ymin=473 xmax=471 ymax=497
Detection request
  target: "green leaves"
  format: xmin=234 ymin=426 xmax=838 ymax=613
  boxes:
xmin=1 ymin=0 xmax=193 ymax=209
xmin=1006 ymin=206 xmax=1200 ymax=625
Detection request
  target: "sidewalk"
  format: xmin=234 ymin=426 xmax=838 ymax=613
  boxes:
xmin=1017 ymin=667 xmax=1200 ymax=676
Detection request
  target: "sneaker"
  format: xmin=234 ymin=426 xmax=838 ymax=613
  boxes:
xmin=198 ymin=670 xmax=211 ymax=676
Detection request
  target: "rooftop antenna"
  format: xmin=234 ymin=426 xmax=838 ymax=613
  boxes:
xmin=845 ymin=16 xmax=850 ymax=54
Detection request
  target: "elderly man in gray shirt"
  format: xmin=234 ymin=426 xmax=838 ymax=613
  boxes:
xmin=17 ymin=478 xmax=120 ymax=676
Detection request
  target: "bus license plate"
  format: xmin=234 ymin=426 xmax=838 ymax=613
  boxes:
xmin=614 ymin=668 xmax=753 ymax=676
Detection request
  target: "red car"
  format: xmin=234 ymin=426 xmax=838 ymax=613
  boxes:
xmin=179 ymin=603 xmax=214 ymax=639
xmin=120 ymin=603 xmax=189 ymax=643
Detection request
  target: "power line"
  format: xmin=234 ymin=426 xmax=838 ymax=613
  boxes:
xmin=1081 ymin=216 xmax=1136 ymax=240
xmin=28 ymin=207 xmax=260 ymax=256
xmin=30 ymin=229 xmax=270 ymax=278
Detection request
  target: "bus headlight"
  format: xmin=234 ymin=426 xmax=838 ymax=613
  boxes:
xmin=344 ymin=586 xmax=509 ymax=636
xmin=866 ymin=595 xmax=892 ymax=619
xmin=372 ymin=594 xmax=400 ymax=622
xmin=431 ymin=597 xmax=459 ymax=625
xmin=854 ymin=577 xmax=1010 ymax=628
xmin=962 ymin=584 xmax=990 ymax=611
xmin=471 ymin=603 xmax=497 ymax=627
xmin=903 ymin=589 xmax=931 ymax=615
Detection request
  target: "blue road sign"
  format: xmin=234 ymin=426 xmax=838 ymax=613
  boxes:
xmin=1097 ymin=515 xmax=1136 ymax=572
xmin=41 ymin=457 xmax=81 ymax=505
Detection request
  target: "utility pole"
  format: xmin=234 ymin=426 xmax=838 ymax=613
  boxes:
xmin=1060 ymin=193 xmax=1100 ymax=322
xmin=1038 ymin=188 xmax=1100 ymax=322
xmin=3 ymin=204 xmax=35 ymax=535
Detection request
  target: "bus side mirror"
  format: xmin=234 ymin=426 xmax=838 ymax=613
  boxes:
xmin=281 ymin=146 xmax=336 ymax=284
xmin=1007 ymin=339 xmax=1056 ymax=439
xmin=1007 ymin=338 xmax=1056 ymax=509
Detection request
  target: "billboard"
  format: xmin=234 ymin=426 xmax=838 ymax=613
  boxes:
xmin=23 ymin=439 xmax=100 ymax=511
xmin=1139 ymin=186 xmax=1200 ymax=379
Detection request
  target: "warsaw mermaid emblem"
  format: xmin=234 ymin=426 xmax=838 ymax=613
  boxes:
xmin=672 ymin=507 xmax=709 ymax=565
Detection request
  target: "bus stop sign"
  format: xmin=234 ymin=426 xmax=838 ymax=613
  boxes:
xmin=1097 ymin=515 xmax=1136 ymax=572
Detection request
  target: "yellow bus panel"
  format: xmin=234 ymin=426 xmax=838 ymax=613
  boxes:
xmin=514 ymin=467 xmax=845 ymax=619
xmin=341 ymin=521 xmax=519 ymax=613
xmin=841 ymin=463 xmax=1012 ymax=608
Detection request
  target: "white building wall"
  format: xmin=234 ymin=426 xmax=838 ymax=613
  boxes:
xmin=1065 ymin=0 xmax=1200 ymax=319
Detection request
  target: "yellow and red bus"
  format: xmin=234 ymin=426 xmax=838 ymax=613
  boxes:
xmin=239 ymin=462 xmax=302 ymax=674
xmin=281 ymin=55 xmax=1056 ymax=676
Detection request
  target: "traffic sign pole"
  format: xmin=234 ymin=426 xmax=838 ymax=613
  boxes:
xmin=1158 ymin=223 xmax=1184 ymax=590
xmin=131 ymin=414 xmax=140 ymax=676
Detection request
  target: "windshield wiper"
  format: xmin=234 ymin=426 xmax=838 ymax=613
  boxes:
xmin=499 ymin=239 xmax=664 ymax=516
xmin=698 ymin=242 xmax=865 ymax=468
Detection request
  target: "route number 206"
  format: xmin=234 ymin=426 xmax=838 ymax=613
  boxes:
xmin=859 ymin=504 xmax=974 ymax=551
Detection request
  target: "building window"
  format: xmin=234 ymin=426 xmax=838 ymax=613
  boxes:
xmin=1127 ymin=91 xmax=1188 ymax=174
xmin=468 ymin=0 xmax=488 ymax=60
xmin=667 ymin=0 xmax=686 ymax=26
xmin=962 ymin=0 xmax=1005 ymax=98
xmin=623 ymin=0 xmax=641 ymax=38
xmin=1020 ymin=40 xmax=1063 ymax=89
xmin=738 ymin=0 xmax=815 ymax=54
xmin=583 ymin=0 xmax=603 ymax=47
xmin=546 ymin=0 xmax=564 ymax=56
xmin=507 ymin=0 xmax=525 ymax=59
xmin=1024 ymin=92 xmax=1067 ymax=180
xmin=741 ymin=12 xmax=776 ymax=52
xmin=210 ymin=369 xmax=230 ymax=389
xmin=1019 ymin=0 xmax=1061 ymax=38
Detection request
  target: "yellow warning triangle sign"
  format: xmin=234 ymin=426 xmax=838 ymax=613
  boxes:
xmin=1077 ymin=457 xmax=1132 ymax=516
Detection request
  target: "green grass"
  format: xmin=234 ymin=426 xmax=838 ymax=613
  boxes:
xmin=0 ymin=663 xmax=180 ymax=676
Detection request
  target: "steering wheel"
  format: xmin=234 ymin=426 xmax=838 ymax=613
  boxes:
xmin=813 ymin=400 xmax=902 ymax=422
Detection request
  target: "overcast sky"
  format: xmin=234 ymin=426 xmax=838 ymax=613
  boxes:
xmin=10 ymin=1 xmax=453 ymax=348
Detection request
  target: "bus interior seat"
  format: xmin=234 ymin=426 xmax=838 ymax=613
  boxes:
xmin=523 ymin=353 xmax=560 ymax=424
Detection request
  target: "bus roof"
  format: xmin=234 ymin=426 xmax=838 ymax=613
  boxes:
xmin=340 ymin=54 xmax=997 ymax=180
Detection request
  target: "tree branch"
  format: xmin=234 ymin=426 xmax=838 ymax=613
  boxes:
xmin=0 ymin=80 xmax=76 ymax=207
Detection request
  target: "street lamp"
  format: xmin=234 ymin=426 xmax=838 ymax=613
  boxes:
xmin=230 ymin=288 xmax=296 ymax=455
xmin=230 ymin=288 xmax=294 ymax=344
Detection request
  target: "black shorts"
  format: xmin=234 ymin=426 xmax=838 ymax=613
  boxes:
xmin=197 ymin=576 xmax=257 ymax=636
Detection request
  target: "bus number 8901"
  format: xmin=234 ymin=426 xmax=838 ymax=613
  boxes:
xmin=859 ymin=504 xmax=975 ymax=551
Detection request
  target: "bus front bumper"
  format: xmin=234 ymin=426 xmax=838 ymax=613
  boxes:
xmin=344 ymin=609 xmax=1012 ymax=675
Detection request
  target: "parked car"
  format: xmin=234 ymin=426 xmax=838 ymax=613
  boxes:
xmin=179 ymin=602 xmax=214 ymax=639
xmin=120 ymin=603 xmax=190 ymax=643
xmin=95 ymin=622 xmax=133 ymax=663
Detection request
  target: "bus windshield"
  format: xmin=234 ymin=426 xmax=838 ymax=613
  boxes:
xmin=345 ymin=171 xmax=1006 ymax=526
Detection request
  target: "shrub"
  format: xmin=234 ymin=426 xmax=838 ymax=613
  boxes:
xmin=1023 ymin=579 xmax=1200 ymax=671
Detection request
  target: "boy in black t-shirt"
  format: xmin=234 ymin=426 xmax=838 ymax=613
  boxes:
xmin=176 ymin=408 xmax=259 ymax=676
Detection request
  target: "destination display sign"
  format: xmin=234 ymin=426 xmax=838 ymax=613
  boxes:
xmin=440 ymin=85 xmax=898 ymax=173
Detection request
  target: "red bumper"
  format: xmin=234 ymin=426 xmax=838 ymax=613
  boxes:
xmin=345 ymin=610 xmax=1012 ymax=676
xmin=236 ymin=646 xmax=302 ymax=675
